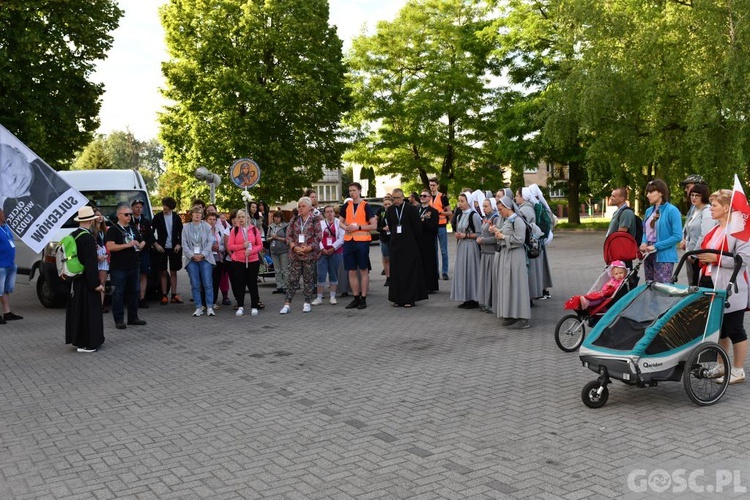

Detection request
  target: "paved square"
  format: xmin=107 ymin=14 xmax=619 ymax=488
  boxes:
xmin=1 ymin=232 xmax=747 ymax=499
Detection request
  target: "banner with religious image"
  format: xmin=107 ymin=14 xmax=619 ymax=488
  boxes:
xmin=0 ymin=124 xmax=88 ymax=253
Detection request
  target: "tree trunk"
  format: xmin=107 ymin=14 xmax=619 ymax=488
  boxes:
xmin=567 ymin=160 xmax=582 ymax=225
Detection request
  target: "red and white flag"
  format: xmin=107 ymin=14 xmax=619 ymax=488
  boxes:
xmin=729 ymin=174 xmax=750 ymax=242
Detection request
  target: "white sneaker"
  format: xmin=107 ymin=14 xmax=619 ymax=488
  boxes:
xmin=193 ymin=308 xmax=203 ymax=317
xmin=717 ymin=367 xmax=746 ymax=384
xmin=280 ymin=305 xmax=290 ymax=314
xmin=207 ymin=307 xmax=215 ymax=316
xmin=302 ymin=303 xmax=312 ymax=313
xmin=251 ymin=308 xmax=259 ymax=316
xmin=330 ymin=296 xmax=337 ymax=305
xmin=311 ymin=297 xmax=323 ymax=306
xmin=236 ymin=307 xmax=244 ymax=317
xmin=705 ymin=364 xmax=725 ymax=379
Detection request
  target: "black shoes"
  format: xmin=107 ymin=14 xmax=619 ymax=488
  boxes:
xmin=4 ymin=312 xmax=23 ymax=321
xmin=384 ymin=278 xmax=390 ymax=286
xmin=115 ymin=323 xmax=127 ymax=330
xmin=458 ymin=300 xmax=478 ymax=309
xmin=127 ymin=318 xmax=147 ymax=326
xmin=345 ymin=296 xmax=360 ymax=309
xmin=138 ymin=299 xmax=150 ymax=309
xmin=357 ymin=297 xmax=367 ymax=310
xmin=442 ymin=274 xmax=449 ymax=280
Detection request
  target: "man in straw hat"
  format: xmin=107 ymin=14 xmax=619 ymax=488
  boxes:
xmin=65 ymin=206 xmax=105 ymax=353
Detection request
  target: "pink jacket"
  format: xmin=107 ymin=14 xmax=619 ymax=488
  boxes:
xmin=227 ymin=225 xmax=263 ymax=263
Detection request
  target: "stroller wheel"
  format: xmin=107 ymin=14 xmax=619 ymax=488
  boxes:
xmin=555 ymin=315 xmax=586 ymax=352
xmin=581 ymin=380 xmax=609 ymax=408
xmin=683 ymin=342 xmax=731 ymax=406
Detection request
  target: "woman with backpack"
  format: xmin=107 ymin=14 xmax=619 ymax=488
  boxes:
xmin=450 ymin=192 xmax=482 ymax=309
xmin=491 ymin=196 xmax=531 ymax=329
xmin=227 ymin=209 xmax=263 ymax=317
xmin=530 ymin=184 xmax=554 ymax=299
xmin=516 ymin=187 xmax=545 ymax=301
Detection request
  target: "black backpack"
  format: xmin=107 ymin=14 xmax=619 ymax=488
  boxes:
xmin=619 ymin=206 xmax=643 ymax=244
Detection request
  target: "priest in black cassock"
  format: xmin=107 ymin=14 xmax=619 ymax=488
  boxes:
xmin=65 ymin=206 xmax=105 ymax=353
xmin=417 ymin=189 xmax=440 ymax=293
xmin=387 ymin=188 xmax=428 ymax=307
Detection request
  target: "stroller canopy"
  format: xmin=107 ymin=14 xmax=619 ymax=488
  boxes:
xmin=586 ymin=283 xmax=726 ymax=357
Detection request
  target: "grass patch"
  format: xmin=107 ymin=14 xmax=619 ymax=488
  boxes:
xmin=556 ymin=220 xmax=610 ymax=230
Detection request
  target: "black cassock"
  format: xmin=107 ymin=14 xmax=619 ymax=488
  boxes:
xmin=65 ymin=228 xmax=105 ymax=350
xmin=387 ymin=203 xmax=428 ymax=305
xmin=417 ymin=204 xmax=440 ymax=293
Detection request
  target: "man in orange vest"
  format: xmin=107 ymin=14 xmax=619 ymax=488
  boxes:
xmin=339 ymin=182 xmax=377 ymax=310
xmin=429 ymin=178 xmax=452 ymax=281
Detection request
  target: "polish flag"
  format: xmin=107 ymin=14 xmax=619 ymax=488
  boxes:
xmin=729 ymin=174 xmax=750 ymax=242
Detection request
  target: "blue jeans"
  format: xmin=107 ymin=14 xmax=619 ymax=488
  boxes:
xmin=317 ymin=252 xmax=342 ymax=285
xmin=186 ymin=260 xmax=214 ymax=308
xmin=436 ymin=226 xmax=448 ymax=275
xmin=110 ymin=267 xmax=140 ymax=323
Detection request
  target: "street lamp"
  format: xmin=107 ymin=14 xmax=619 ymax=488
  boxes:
xmin=194 ymin=167 xmax=221 ymax=204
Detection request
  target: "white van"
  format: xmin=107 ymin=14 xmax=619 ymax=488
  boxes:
xmin=15 ymin=169 xmax=153 ymax=307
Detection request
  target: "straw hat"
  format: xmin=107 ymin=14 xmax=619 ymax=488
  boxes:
xmin=74 ymin=206 xmax=98 ymax=222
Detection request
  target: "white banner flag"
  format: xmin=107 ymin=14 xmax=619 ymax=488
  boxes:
xmin=0 ymin=124 xmax=88 ymax=253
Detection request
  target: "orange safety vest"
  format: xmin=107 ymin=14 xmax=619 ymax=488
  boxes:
xmin=344 ymin=200 xmax=372 ymax=242
xmin=430 ymin=193 xmax=448 ymax=225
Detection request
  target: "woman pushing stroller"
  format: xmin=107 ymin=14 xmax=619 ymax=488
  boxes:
xmin=695 ymin=189 xmax=749 ymax=385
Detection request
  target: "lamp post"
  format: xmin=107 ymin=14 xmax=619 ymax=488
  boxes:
xmin=194 ymin=167 xmax=221 ymax=204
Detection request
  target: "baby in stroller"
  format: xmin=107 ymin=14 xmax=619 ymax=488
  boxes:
xmin=565 ymin=261 xmax=628 ymax=312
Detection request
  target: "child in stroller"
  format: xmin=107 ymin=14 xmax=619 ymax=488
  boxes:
xmin=556 ymin=260 xmax=637 ymax=352
xmin=564 ymin=261 xmax=628 ymax=312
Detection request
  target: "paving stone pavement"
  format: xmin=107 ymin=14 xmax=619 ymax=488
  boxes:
xmin=1 ymin=231 xmax=748 ymax=499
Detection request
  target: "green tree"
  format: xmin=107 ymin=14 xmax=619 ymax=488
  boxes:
xmin=548 ymin=0 xmax=750 ymax=196
xmin=484 ymin=0 xmax=590 ymax=223
xmin=345 ymin=0 xmax=498 ymax=196
xmin=0 ymin=1 xmax=122 ymax=168
xmin=159 ymin=0 xmax=350 ymax=210
xmin=73 ymin=131 xmax=164 ymax=195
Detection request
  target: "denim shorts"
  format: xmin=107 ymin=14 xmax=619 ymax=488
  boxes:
xmin=380 ymin=241 xmax=390 ymax=258
xmin=0 ymin=265 xmax=17 ymax=295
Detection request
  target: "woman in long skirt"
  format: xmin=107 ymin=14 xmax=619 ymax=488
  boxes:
xmin=450 ymin=192 xmax=482 ymax=308
xmin=516 ymin=187 xmax=544 ymax=300
xmin=493 ymin=196 xmax=531 ymax=329
xmin=476 ymin=197 xmax=499 ymax=312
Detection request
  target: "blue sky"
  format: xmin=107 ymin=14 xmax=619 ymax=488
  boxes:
xmin=93 ymin=0 xmax=405 ymax=140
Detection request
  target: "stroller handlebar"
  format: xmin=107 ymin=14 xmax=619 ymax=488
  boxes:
xmin=672 ymin=249 xmax=743 ymax=295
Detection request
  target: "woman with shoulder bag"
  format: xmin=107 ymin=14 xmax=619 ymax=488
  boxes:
xmin=268 ymin=211 xmax=289 ymax=295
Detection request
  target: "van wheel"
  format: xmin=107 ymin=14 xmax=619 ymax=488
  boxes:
xmin=37 ymin=273 xmax=66 ymax=308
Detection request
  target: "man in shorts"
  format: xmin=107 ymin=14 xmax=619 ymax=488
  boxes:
xmin=0 ymin=208 xmax=22 ymax=324
xmin=339 ymin=183 xmax=377 ymax=310
xmin=151 ymin=196 xmax=183 ymax=304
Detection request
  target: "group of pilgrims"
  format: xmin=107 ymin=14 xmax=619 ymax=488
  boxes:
xmin=376 ymin=183 xmax=554 ymax=329
xmin=445 ymin=184 xmax=554 ymax=330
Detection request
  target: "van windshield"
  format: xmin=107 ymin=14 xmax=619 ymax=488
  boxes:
xmin=61 ymin=190 xmax=152 ymax=228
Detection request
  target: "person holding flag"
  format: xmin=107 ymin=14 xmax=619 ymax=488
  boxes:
xmin=696 ymin=182 xmax=750 ymax=385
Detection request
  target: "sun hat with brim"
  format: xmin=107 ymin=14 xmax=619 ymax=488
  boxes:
xmin=74 ymin=206 xmax=98 ymax=222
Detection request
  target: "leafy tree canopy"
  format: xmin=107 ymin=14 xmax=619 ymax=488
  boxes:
xmin=73 ymin=131 xmax=164 ymax=195
xmin=345 ymin=0 xmax=502 ymax=196
xmin=0 ymin=1 xmax=122 ymax=168
xmin=159 ymin=0 xmax=351 ymax=211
